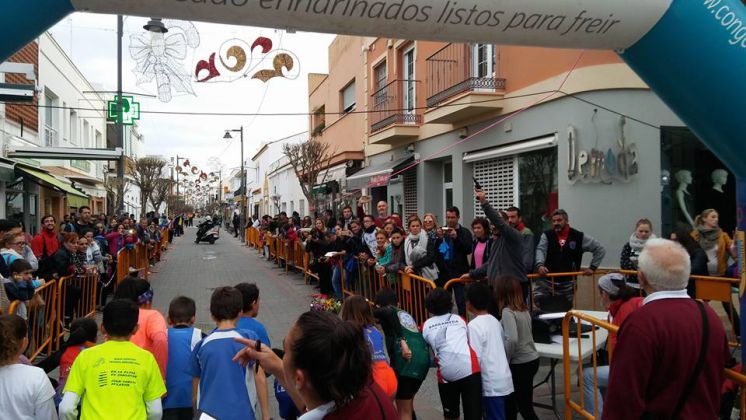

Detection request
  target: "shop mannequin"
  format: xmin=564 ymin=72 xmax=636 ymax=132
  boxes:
xmin=675 ymin=169 xmax=694 ymax=227
xmin=712 ymin=169 xmax=728 ymax=193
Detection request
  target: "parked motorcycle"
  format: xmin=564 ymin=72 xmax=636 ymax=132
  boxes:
xmin=195 ymin=216 xmax=220 ymax=244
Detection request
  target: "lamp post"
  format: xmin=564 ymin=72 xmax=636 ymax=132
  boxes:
xmin=224 ymin=127 xmax=245 ymax=241
xmin=115 ymin=17 xmax=167 ymax=215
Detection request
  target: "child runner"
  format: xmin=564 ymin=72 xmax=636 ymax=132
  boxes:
xmin=341 ymin=295 xmax=398 ymax=398
xmin=56 ymin=318 xmax=98 ymax=405
xmin=163 ymin=296 xmax=203 ymax=420
xmin=0 ymin=314 xmax=58 ymax=419
xmin=59 ymin=300 xmax=166 ymax=419
xmin=373 ymin=287 xmax=430 ymax=420
xmin=114 ymin=276 xmax=168 ymax=379
xmin=422 ymin=288 xmax=482 ymax=420
xmin=235 ymin=283 xmax=271 ymax=420
xmin=465 ymin=282 xmax=513 ymax=420
xmin=190 ymin=286 xmax=261 ymax=420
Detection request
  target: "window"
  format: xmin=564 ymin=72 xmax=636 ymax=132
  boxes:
xmin=299 ymin=199 xmax=305 ymax=217
xmin=374 ymin=61 xmax=387 ymax=91
xmin=44 ymin=91 xmax=58 ymax=147
xmin=341 ymin=80 xmax=356 ymax=113
xmin=83 ymin=120 xmax=90 ymax=147
xmin=290 ymin=201 xmax=295 ymax=213
xmin=402 ymin=46 xmax=416 ymax=113
xmin=69 ymin=110 xmax=78 ymax=145
xmin=313 ymin=105 xmax=325 ymax=136
xmin=95 ymin=130 xmax=102 ymax=148
xmin=62 ymin=102 xmax=68 ymax=142
xmin=472 ymin=44 xmax=494 ymax=78
xmin=518 ymin=147 xmax=558 ymax=235
xmin=444 ymin=162 xmax=453 ymax=213
xmin=281 ymin=202 xmax=287 ymax=213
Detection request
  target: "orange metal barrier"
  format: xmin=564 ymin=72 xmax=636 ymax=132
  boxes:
xmin=398 ymin=272 xmax=437 ymax=326
xmin=10 ymin=280 xmax=58 ymax=362
xmin=56 ymin=272 xmax=98 ymax=349
xmin=561 ymin=310 xmax=746 ymax=420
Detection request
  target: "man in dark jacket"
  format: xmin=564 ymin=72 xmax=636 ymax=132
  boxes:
xmin=534 ymin=209 xmax=605 ymax=310
xmin=437 ymin=206 xmax=472 ymax=316
xmin=461 ymin=190 xmax=528 ymax=298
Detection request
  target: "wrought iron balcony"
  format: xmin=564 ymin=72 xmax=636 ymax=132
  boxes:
xmin=370 ymin=79 xmax=422 ymax=134
xmin=426 ymin=43 xmax=506 ymax=109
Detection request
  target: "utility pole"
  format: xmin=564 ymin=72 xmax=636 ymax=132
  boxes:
xmin=116 ymin=15 xmax=125 ymax=215
xmin=223 ymin=126 xmax=245 ymax=242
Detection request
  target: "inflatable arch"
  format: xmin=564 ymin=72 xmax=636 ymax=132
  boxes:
xmin=3 ymin=0 xmax=746 ymax=336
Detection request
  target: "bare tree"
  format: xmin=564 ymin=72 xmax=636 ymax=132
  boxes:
xmin=167 ymin=195 xmax=194 ymax=215
xmin=104 ymin=176 xmax=130 ymax=215
xmin=131 ymin=157 xmax=168 ymax=217
xmin=150 ymin=178 xmax=173 ymax=214
xmin=282 ymin=138 xmax=334 ymax=213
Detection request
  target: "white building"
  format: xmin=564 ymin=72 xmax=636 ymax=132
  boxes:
xmin=38 ymin=32 xmax=107 ymax=214
xmin=266 ymin=155 xmax=307 ymax=217
xmin=247 ymin=132 xmax=306 ymax=217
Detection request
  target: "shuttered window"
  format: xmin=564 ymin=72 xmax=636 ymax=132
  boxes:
xmin=473 ymin=156 xmax=518 ymax=216
xmin=403 ymin=169 xmax=418 ymax=221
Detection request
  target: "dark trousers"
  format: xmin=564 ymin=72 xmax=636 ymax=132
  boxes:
xmin=163 ymin=408 xmax=194 ymax=420
xmin=315 ymin=263 xmax=333 ymax=296
xmin=506 ymin=359 xmax=540 ymax=420
xmin=437 ymin=372 xmax=483 ymax=420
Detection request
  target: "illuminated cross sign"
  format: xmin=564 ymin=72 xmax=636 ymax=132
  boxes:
xmin=107 ymin=95 xmax=141 ymax=125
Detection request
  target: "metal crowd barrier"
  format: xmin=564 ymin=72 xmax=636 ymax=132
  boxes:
xmin=56 ymin=272 xmax=98 ymax=349
xmin=561 ymin=310 xmax=746 ymax=420
xmin=7 ymin=280 xmax=58 ymax=362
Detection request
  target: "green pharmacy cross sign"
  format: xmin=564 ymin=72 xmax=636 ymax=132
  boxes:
xmin=107 ymin=95 xmax=141 ymax=125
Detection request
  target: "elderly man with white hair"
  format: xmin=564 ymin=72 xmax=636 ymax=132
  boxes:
xmin=603 ymin=238 xmax=728 ymax=420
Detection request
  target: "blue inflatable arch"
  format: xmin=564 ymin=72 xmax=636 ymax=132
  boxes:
xmin=3 ymin=0 xmax=746 ymax=335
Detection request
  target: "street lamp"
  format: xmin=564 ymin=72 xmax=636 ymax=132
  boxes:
xmin=115 ymin=16 xmax=168 ymax=215
xmin=224 ymin=127 xmax=245 ymax=241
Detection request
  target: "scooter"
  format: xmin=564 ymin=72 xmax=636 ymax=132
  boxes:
xmin=195 ymin=218 xmax=220 ymax=244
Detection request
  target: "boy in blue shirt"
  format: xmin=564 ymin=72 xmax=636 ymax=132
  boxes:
xmin=190 ymin=287 xmax=263 ymax=420
xmin=235 ymin=283 xmax=271 ymax=419
xmin=163 ymin=296 xmax=203 ymax=420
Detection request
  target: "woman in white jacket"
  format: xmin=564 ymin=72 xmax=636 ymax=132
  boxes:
xmin=403 ymin=216 xmax=439 ymax=281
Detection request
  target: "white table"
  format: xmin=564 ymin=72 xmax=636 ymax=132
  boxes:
xmin=533 ymin=310 xmax=609 ymax=413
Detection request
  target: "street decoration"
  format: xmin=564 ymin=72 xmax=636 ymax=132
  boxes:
xmin=130 ymin=19 xmax=200 ymax=103
xmin=107 ymin=95 xmax=140 ymax=125
xmin=195 ymin=36 xmax=300 ymax=83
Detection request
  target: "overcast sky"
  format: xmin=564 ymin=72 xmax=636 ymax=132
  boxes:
xmin=48 ymin=13 xmax=334 ymax=174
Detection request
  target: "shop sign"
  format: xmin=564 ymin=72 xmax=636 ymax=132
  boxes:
xmin=369 ymin=174 xmax=391 ymax=188
xmin=567 ymin=117 xmax=638 ymax=184
xmin=107 ymin=95 xmax=140 ymax=125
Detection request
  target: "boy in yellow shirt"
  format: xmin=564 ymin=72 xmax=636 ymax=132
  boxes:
xmin=59 ymin=299 xmax=166 ymax=420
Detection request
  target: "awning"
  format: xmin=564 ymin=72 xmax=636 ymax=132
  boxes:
xmin=347 ymin=156 xmax=413 ymax=190
xmin=463 ymin=134 xmax=557 ymax=163
xmin=16 ymin=166 xmax=89 ymax=207
xmin=234 ymin=186 xmax=245 ymax=197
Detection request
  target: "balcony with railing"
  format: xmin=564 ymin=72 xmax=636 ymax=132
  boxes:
xmin=424 ymin=43 xmax=506 ymax=124
xmin=369 ymin=79 xmax=422 ymax=145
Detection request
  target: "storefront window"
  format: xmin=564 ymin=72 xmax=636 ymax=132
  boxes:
xmin=660 ymin=127 xmax=735 ymax=235
xmin=518 ymin=147 xmax=558 ymax=235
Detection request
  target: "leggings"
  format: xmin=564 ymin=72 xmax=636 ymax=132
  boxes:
xmin=437 ymin=373 xmax=482 ymax=420
xmin=506 ymin=359 xmax=539 ymax=420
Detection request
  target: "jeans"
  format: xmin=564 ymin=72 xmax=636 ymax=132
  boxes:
xmin=332 ymin=265 xmax=342 ymax=300
xmin=452 ymin=283 xmax=466 ymax=317
xmin=582 ymin=365 xmax=608 ymax=417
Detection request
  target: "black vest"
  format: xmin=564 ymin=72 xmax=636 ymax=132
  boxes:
xmin=544 ymin=228 xmax=585 ymax=274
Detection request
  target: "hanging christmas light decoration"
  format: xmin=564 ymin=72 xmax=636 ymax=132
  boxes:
xmin=130 ymin=19 xmax=200 ymax=103
xmin=195 ymin=36 xmax=300 ymax=84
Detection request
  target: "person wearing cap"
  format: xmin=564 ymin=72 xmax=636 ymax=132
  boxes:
xmin=580 ymin=273 xmax=643 ymax=417
xmin=534 ymin=209 xmax=606 ymax=310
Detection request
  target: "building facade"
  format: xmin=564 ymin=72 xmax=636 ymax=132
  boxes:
xmin=318 ymin=37 xmax=736 ymax=265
